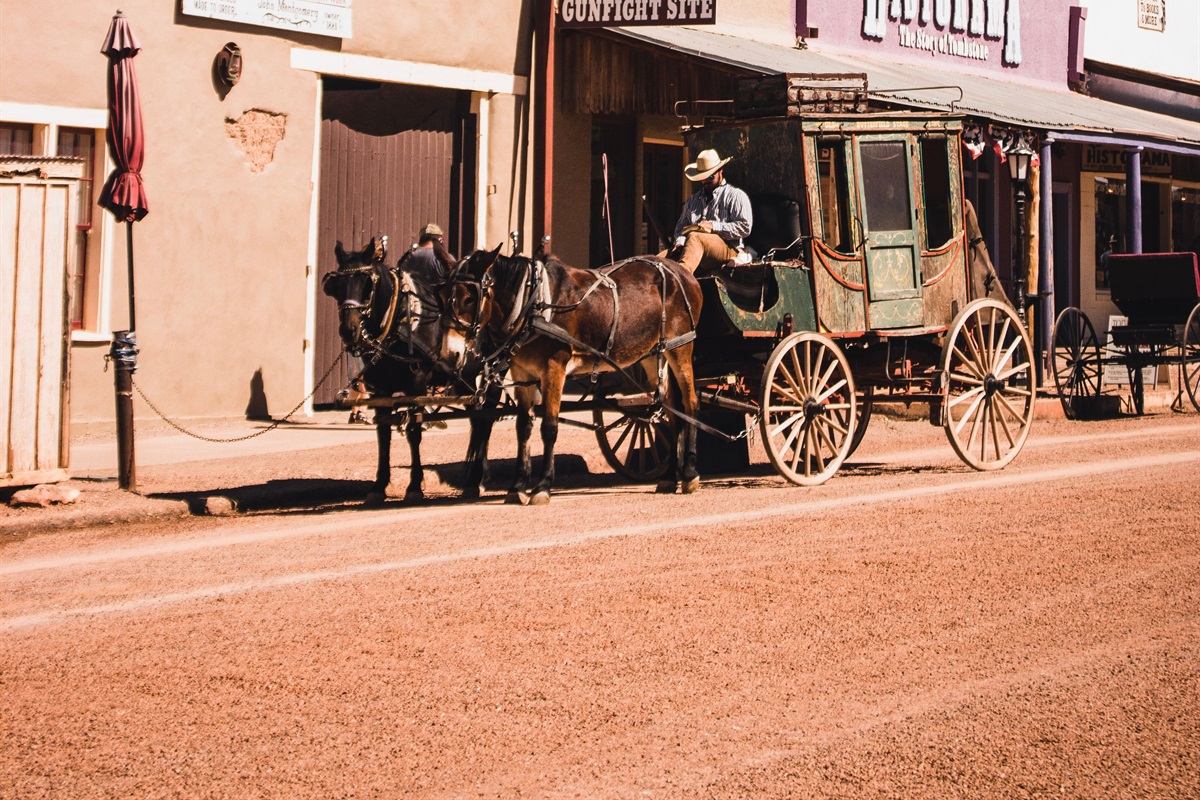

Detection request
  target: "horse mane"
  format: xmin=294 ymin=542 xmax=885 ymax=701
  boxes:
xmin=488 ymin=252 xmax=531 ymax=298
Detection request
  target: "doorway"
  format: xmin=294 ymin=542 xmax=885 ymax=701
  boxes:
xmin=313 ymin=78 xmax=475 ymax=404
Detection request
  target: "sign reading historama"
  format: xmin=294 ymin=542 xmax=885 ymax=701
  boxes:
xmin=181 ymin=0 xmax=352 ymax=39
xmin=558 ymin=0 xmax=716 ymax=28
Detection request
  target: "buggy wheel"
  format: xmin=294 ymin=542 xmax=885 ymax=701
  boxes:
xmin=1050 ymin=307 xmax=1102 ymax=419
xmin=847 ymin=386 xmax=874 ymax=458
xmin=1184 ymin=303 xmax=1200 ymax=413
xmin=941 ymin=299 xmax=1035 ymax=470
xmin=758 ymin=332 xmax=856 ymax=486
xmin=593 ymin=397 xmax=672 ymax=483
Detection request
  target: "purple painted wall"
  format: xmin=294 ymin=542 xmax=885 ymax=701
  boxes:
xmin=798 ymin=0 xmax=1077 ymax=87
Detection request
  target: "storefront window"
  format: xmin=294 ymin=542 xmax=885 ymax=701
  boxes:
xmin=1094 ymin=176 xmax=1123 ymax=290
xmin=0 ymin=123 xmax=34 ymax=155
xmin=1172 ymin=186 xmax=1200 ymax=253
xmin=57 ymin=127 xmax=96 ymax=329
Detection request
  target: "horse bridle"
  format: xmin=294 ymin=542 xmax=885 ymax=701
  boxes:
xmin=323 ymin=262 xmax=445 ymax=364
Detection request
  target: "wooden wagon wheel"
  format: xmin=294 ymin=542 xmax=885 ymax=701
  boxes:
xmin=940 ymin=299 xmax=1035 ymax=471
xmin=593 ymin=397 xmax=672 ymax=483
xmin=1050 ymin=307 xmax=1102 ymax=419
xmin=1184 ymin=303 xmax=1200 ymax=413
xmin=758 ymin=332 xmax=857 ymax=486
xmin=847 ymin=386 xmax=874 ymax=458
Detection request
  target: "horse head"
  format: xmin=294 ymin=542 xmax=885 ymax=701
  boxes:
xmin=323 ymin=238 xmax=396 ymax=356
xmin=440 ymin=244 xmax=502 ymax=366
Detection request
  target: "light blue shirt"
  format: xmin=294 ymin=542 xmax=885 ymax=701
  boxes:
xmin=672 ymin=181 xmax=753 ymax=248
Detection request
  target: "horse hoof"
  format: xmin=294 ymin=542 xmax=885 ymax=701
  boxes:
xmin=461 ymin=485 xmax=482 ymax=500
xmin=505 ymin=490 xmax=530 ymax=506
xmin=655 ymin=480 xmax=677 ymax=494
xmin=681 ymin=477 xmax=700 ymax=495
xmin=403 ymin=489 xmax=424 ymax=504
xmin=364 ymin=491 xmax=387 ymax=507
xmin=530 ymin=491 xmax=551 ymax=506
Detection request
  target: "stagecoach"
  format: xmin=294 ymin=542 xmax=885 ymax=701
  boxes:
xmin=596 ymin=73 xmax=1036 ymax=486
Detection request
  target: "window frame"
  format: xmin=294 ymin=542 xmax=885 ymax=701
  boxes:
xmin=0 ymin=103 xmax=113 ymax=341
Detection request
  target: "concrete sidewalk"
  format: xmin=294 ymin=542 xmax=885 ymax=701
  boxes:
xmin=69 ymin=412 xmax=382 ymax=476
xmin=1 ymin=411 xmax=402 ymax=536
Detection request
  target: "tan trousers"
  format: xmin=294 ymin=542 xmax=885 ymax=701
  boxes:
xmin=677 ymin=232 xmax=739 ymax=274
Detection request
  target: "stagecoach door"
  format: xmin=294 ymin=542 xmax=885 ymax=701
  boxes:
xmin=854 ymin=136 xmax=924 ymax=328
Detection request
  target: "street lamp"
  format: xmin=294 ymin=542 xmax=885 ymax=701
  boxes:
xmin=1007 ymin=139 xmax=1034 ymax=322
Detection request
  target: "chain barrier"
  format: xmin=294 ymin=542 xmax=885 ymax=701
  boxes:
xmin=129 ymin=351 xmax=348 ymax=444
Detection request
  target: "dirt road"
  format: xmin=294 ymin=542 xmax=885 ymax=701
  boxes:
xmin=2 ymin=414 xmax=1198 ymax=798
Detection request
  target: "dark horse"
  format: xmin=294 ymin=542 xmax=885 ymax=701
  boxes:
xmin=443 ymin=246 xmax=703 ymax=505
xmin=322 ymin=239 xmax=496 ymax=504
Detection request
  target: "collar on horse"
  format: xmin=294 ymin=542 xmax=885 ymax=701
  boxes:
xmin=325 ymin=262 xmax=442 ymax=365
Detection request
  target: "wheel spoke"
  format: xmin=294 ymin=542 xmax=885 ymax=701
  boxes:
xmin=947 ymin=384 xmax=985 ymax=409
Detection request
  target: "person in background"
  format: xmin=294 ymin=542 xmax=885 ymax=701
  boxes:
xmin=404 ymin=222 xmax=456 ymax=283
xmin=669 ymin=148 xmax=753 ymax=274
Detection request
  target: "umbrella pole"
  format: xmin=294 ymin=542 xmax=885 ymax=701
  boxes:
xmin=112 ymin=220 xmax=137 ymax=491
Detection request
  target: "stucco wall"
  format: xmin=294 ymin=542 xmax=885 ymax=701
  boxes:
xmin=2 ymin=0 xmax=533 ymax=425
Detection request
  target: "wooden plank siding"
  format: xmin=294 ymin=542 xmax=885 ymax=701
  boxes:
xmin=560 ymin=31 xmax=747 ymax=117
xmin=1 ymin=163 xmax=77 ymax=486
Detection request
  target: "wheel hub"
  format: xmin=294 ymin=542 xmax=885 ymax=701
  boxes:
xmin=983 ymin=373 xmax=1002 ymax=396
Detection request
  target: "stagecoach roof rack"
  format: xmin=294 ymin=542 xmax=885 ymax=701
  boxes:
xmin=674 ymin=98 xmax=736 ymax=130
xmin=867 ymin=84 xmax=965 ymax=112
xmin=732 ymin=72 xmax=869 ymax=119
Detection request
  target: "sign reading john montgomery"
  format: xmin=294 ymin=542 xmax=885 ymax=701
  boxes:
xmin=558 ymin=0 xmax=716 ymax=28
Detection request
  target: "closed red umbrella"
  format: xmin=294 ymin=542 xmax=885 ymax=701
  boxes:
xmin=99 ymin=10 xmax=149 ymax=225
xmin=99 ymin=9 xmax=148 ymax=491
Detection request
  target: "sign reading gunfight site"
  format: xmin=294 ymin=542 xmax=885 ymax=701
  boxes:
xmin=181 ymin=0 xmax=352 ymax=39
xmin=558 ymin=0 xmax=716 ymax=28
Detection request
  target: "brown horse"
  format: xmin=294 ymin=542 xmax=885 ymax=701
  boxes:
xmin=322 ymin=239 xmax=497 ymax=504
xmin=442 ymin=246 xmax=704 ymax=504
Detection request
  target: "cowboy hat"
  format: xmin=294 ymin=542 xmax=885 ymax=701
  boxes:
xmin=420 ymin=222 xmax=444 ymax=238
xmin=684 ymin=149 xmax=732 ymax=182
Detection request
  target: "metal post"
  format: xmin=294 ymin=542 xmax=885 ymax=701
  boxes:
xmin=1038 ymin=138 xmax=1055 ymax=386
xmin=1013 ymin=182 xmax=1028 ymax=323
xmin=533 ymin=0 xmax=555 ymax=246
xmin=1126 ymin=146 xmax=1143 ymax=254
xmin=110 ymin=330 xmax=138 ymax=491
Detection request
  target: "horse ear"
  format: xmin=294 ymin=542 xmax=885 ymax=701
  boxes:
xmin=334 ymin=241 xmax=346 ymax=261
xmin=363 ymin=237 xmax=377 ymax=259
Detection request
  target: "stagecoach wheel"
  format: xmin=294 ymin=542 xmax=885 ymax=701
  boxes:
xmin=846 ymin=386 xmax=874 ymax=458
xmin=758 ymin=332 xmax=856 ymax=486
xmin=1183 ymin=303 xmax=1200 ymax=413
xmin=1050 ymin=307 xmax=1102 ymax=420
xmin=593 ymin=399 xmax=673 ymax=483
xmin=940 ymin=299 xmax=1035 ymax=471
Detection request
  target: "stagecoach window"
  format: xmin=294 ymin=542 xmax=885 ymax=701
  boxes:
xmin=818 ymin=141 xmax=854 ymax=253
xmin=860 ymin=140 xmax=912 ymax=233
xmin=920 ymin=137 xmax=954 ymax=248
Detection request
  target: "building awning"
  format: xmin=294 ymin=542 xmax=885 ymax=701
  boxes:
xmin=610 ymin=26 xmax=1200 ymax=156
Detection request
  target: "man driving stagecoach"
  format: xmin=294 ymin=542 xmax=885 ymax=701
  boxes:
xmin=668 ymin=148 xmax=754 ymax=274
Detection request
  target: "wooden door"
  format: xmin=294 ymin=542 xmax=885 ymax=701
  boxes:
xmin=313 ymin=80 xmax=474 ymax=405
xmin=1 ymin=160 xmax=80 ymax=486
